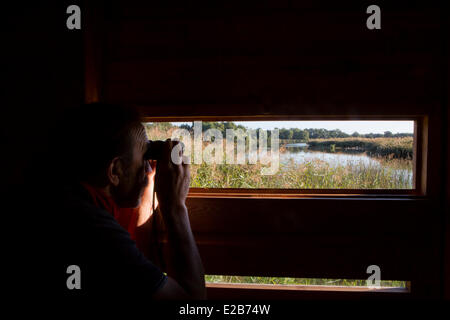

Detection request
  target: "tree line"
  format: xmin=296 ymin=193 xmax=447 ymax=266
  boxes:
xmin=146 ymin=122 xmax=413 ymax=141
xmin=278 ymin=128 xmax=412 ymax=140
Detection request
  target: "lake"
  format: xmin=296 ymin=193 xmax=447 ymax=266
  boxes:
xmin=282 ymin=143 xmax=381 ymax=167
xmin=281 ymin=143 xmax=413 ymax=183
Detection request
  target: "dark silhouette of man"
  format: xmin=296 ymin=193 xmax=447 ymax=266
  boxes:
xmin=56 ymin=103 xmax=205 ymax=299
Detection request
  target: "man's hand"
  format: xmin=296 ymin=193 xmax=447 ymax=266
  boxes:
xmin=154 ymin=139 xmax=190 ymax=212
xmin=136 ymin=160 xmax=157 ymax=227
xmin=151 ymin=139 xmax=206 ymax=299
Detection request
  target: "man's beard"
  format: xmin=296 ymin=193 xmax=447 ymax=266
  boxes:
xmin=111 ymin=172 xmax=149 ymax=208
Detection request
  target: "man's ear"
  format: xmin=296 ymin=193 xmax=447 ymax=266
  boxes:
xmin=107 ymin=157 xmax=124 ymax=186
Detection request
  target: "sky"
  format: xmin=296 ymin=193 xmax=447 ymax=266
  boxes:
xmin=171 ymin=121 xmax=414 ymax=135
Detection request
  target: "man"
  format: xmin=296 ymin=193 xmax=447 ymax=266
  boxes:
xmin=58 ymin=103 xmax=205 ymax=299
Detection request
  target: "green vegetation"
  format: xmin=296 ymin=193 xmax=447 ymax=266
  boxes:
xmin=205 ymin=275 xmax=406 ymax=288
xmin=190 ymin=158 xmax=412 ymax=189
xmin=171 ymin=123 xmax=413 ymax=141
xmin=145 ymin=122 xmax=414 ymax=189
xmin=148 ymin=121 xmax=247 ymax=138
xmin=307 ymin=137 xmax=413 ymax=159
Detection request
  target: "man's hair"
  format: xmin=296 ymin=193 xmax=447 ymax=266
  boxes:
xmin=60 ymin=103 xmax=143 ymax=186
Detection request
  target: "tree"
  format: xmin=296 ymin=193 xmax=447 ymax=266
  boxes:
xmin=302 ymin=130 xmax=309 ymax=141
xmin=279 ymin=128 xmax=293 ymax=140
xmin=292 ymin=128 xmax=302 ymax=140
xmin=179 ymin=124 xmax=192 ymax=132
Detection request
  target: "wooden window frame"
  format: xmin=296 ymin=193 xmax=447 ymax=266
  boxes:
xmin=141 ymin=114 xmax=425 ymax=198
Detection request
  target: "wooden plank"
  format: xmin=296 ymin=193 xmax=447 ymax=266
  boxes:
xmin=206 ymin=284 xmax=411 ymax=300
xmin=104 ymin=73 xmax=439 ymax=106
xmin=106 ymin=14 xmax=441 ymax=50
xmin=206 ymin=282 xmax=409 ymax=292
xmin=94 ymin=3 xmax=443 ymax=109
xmin=183 ymin=197 xmax=430 ymax=234
xmin=109 ymin=0 xmax=443 ymax=20
xmin=148 ymin=197 xmax=441 ymax=286
xmin=157 ymin=237 xmax=419 ymax=280
xmin=187 ymin=190 xmax=420 ymax=197
xmin=445 ymin=20 xmax=450 ymax=300
xmin=100 ymin=3 xmax=443 ymax=107
xmin=104 ymin=59 xmax=438 ymax=82
xmin=136 ymin=104 xmax=433 ymax=117
xmin=84 ymin=0 xmax=105 ymax=103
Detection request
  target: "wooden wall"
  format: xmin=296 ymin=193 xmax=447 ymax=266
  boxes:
xmin=2 ymin=0 xmax=448 ymax=299
xmin=82 ymin=0 xmax=449 ymax=299
xmin=445 ymin=15 xmax=450 ymax=300
xmin=93 ymin=1 xmax=443 ymax=114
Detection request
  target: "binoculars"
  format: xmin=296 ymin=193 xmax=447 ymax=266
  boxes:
xmin=144 ymin=140 xmax=165 ymax=160
xmin=144 ymin=140 xmax=184 ymax=160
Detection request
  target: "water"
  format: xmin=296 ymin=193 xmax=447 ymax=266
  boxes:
xmin=285 ymin=143 xmax=309 ymax=147
xmin=281 ymin=144 xmax=413 ymax=183
xmin=281 ymin=146 xmax=381 ymax=168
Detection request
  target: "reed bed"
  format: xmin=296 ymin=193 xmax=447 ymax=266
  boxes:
xmin=307 ymin=137 xmax=413 ymax=159
xmin=190 ymin=158 xmax=413 ymax=189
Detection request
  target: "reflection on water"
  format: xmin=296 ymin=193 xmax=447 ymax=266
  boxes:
xmin=281 ymin=144 xmax=413 ymax=182
xmin=282 ymin=146 xmax=380 ymax=167
xmin=285 ymin=143 xmax=309 ymax=147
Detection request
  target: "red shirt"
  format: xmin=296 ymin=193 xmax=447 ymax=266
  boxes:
xmin=82 ymin=183 xmax=138 ymax=240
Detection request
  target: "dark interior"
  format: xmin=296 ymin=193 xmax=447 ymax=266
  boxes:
xmin=3 ymin=0 xmax=449 ymax=301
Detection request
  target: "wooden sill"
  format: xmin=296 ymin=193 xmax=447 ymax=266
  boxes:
xmin=206 ymin=282 xmax=409 ymax=293
xmin=188 ymin=187 xmax=423 ymax=199
xmin=188 ymin=188 xmax=424 ymax=199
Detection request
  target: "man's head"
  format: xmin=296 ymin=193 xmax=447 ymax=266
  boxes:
xmin=64 ymin=103 xmax=151 ymax=208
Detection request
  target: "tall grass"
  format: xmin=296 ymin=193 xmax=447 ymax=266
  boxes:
xmin=190 ymin=159 xmax=413 ymax=189
xmin=146 ymin=126 xmax=413 ymax=189
xmin=307 ymin=137 xmax=413 ymax=159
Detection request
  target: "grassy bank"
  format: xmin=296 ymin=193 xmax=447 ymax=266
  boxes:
xmin=307 ymin=137 xmax=413 ymax=159
xmin=190 ymin=158 xmax=413 ymax=189
xmin=145 ymin=126 xmax=413 ymax=189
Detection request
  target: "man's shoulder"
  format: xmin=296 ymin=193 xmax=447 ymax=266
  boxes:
xmin=60 ymin=183 xmax=135 ymax=256
xmin=58 ymin=183 xmax=166 ymax=295
xmin=60 ymin=183 xmax=128 ymax=241
xmin=62 ymin=183 xmax=113 ymax=220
